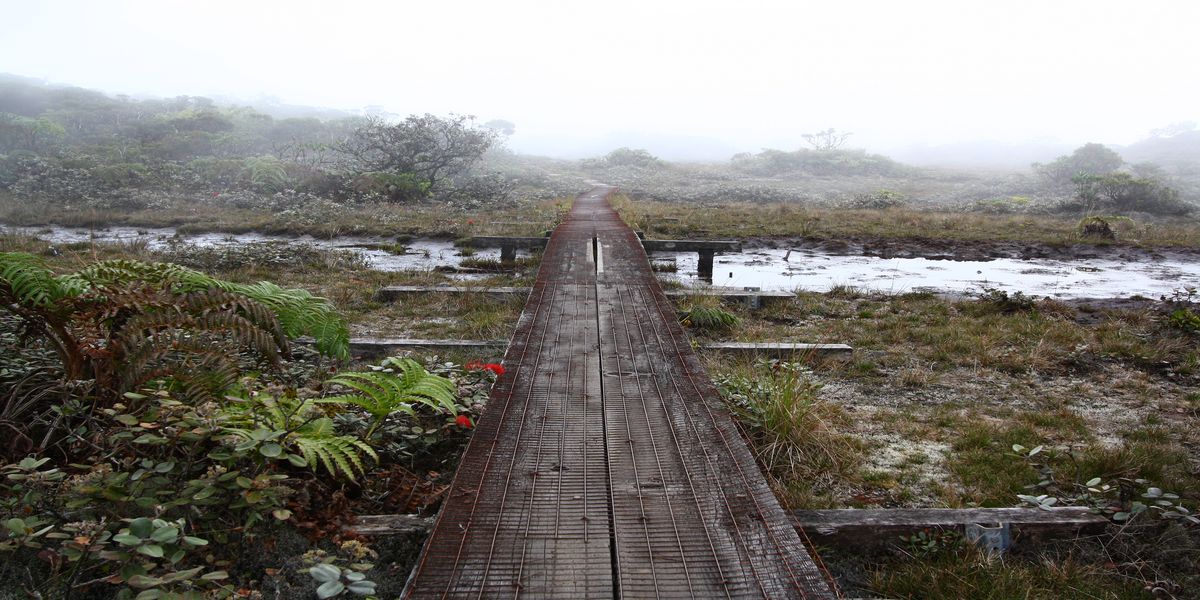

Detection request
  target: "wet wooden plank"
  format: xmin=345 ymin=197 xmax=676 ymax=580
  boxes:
xmin=462 ymin=236 xmax=550 ymax=248
xmin=702 ymin=342 xmax=853 ymax=357
xmin=348 ymin=338 xmax=851 ymax=359
xmin=793 ymin=507 xmax=1107 ymax=546
xmin=642 ymin=239 xmax=742 ymax=252
xmin=375 ymin=285 xmax=793 ymax=302
xmin=352 ymin=507 xmax=1107 ymax=545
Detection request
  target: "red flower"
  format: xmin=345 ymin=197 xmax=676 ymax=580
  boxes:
xmin=465 ymin=360 xmax=503 ymax=376
xmin=466 ymin=219 xmax=476 ymax=225
xmin=211 ymin=191 xmax=220 ymax=198
xmin=455 ymin=415 xmax=473 ymax=428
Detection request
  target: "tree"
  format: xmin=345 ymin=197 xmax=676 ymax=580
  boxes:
xmin=1071 ymin=172 xmax=1190 ymax=216
xmin=483 ymin=119 xmax=516 ymax=136
xmin=1034 ymin=143 xmax=1123 ymax=188
xmin=0 ymin=113 xmax=65 ymax=153
xmin=601 ymin=147 xmax=663 ymax=168
xmin=801 ymin=128 xmax=851 ymax=151
xmin=337 ymin=114 xmax=497 ymax=200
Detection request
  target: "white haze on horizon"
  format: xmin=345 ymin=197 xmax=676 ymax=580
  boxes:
xmin=1 ymin=0 xmax=1197 ymax=164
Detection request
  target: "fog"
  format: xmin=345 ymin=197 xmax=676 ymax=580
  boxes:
xmin=2 ymin=0 xmax=1197 ymax=164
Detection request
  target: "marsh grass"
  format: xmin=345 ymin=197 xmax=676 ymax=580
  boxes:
xmin=457 ymin=256 xmax=540 ymax=271
xmin=0 ymin=194 xmax=566 ymax=239
xmin=679 ymin=302 xmax=741 ymax=334
xmin=944 ymin=420 xmax=1043 ymax=506
xmin=732 ymin=289 xmax=1195 ymax=379
xmin=615 ymin=195 xmax=1200 ymax=249
xmin=868 ymin=548 xmax=1147 ymax=600
xmin=714 ymin=359 xmax=862 ymax=504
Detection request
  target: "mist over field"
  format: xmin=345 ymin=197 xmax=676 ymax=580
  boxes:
xmin=2 ymin=0 xmax=1197 ymax=165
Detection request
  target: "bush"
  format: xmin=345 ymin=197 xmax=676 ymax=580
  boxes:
xmin=845 ymin=188 xmax=908 ymax=210
xmin=732 ymin=147 xmax=906 ymax=178
xmin=351 ymin=171 xmax=431 ymax=202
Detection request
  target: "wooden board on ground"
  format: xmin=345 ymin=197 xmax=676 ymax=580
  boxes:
xmin=347 ymin=338 xmax=853 ymax=359
xmin=346 ymin=507 xmax=1108 ymax=546
xmin=374 ymin=284 xmax=795 ymax=306
xmin=793 ymin=507 xmax=1107 ymax=546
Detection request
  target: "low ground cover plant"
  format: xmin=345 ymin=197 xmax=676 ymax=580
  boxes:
xmin=0 ymin=254 xmax=499 ymax=598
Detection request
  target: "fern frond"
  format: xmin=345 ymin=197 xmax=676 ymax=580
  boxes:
xmin=0 ymin=252 xmax=69 ymax=307
xmin=59 ymin=259 xmax=348 ymax=359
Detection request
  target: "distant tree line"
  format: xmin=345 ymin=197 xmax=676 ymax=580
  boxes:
xmin=0 ymin=75 xmax=511 ymax=207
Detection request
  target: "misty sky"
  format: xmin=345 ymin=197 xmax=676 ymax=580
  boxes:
xmin=2 ymin=0 xmax=1198 ymax=160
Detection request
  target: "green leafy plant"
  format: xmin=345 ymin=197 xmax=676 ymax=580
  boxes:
xmin=900 ymin=528 xmax=965 ymax=559
xmin=1012 ymin=443 xmax=1198 ymax=525
xmin=319 ymin=357 xmax=458 ymax=438
xmin=303 ymin=541 xmax=379 ymax=598
xmin=60 ymin=392 xmax=298 ymax=534
xmin=0 ymin=254 xmax=349 ymax=404
xmin=222 ymin=393 xmax=377 ymax=481
xmin=307 ymin=562 xmax=376 ymax=598
xmin=1163 ymin=287 xmax=1200 ymax=333
xmin=974 ymin=287 xmax=1038 ymax=314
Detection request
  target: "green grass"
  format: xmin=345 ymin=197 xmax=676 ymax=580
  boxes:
xmin=711 ymin=357 xmax=864 ymax=507
xmin=868 ymin=550 xmax=1148 ymax=599
xmin=944 ymin=420 xmax=1042 ymax=507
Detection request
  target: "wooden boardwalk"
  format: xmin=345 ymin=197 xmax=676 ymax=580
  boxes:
xmin=404 ymin=188 xmax=834 ymax=599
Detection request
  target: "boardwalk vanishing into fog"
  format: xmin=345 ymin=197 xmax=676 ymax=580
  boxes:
xmin=404 ymin=187 xmax=835 ymax=599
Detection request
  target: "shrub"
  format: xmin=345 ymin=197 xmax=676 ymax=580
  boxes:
xmin=846 ymin=188 xmax=908 ymax=210
xmin=351 ymin=171 xmax=431 ymax=202
xmin=1066 ymin=172 xmax=1192 ymax=216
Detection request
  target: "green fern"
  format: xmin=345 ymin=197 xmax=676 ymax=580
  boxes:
xmin=0 ymin=253 xmax=350 ymax=404
xmin=57 ymin=258 xmax=348 ymax=359
xmin=242 ymin=156 xmax=290 ymax=191
xmin=319 ymin=357 xmax=458 ymax=438
xmin=222 ymin=396 xmax=377 ymax=480
xmin=0 ymin=252 xmax=70 ymax=307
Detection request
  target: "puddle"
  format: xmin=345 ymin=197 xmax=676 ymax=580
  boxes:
xmin=653 ymin=247 xmax=1200 ymax=299
xmin=6 ymin=225 xmax=1197 ymax=299
xmin=0 ymin=225 xmax=535 ymax=274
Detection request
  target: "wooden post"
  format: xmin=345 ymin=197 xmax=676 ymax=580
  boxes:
xmin=697 ymin=249 xmax=715 ymax=282
xmin=500 ymin=243 xmax=516 ymax=263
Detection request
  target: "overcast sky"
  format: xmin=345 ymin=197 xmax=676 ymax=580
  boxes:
xmin=2 ymin=0 xmax=1198 ymax=160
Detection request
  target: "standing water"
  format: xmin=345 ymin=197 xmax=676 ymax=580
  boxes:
xmin=5 ymin=226 xmax=1197 ymax=298
xmin=654 ymin=247 xmax=1200 ymax=299
xmin=0 ymin=226 xmax=534 ymax=273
